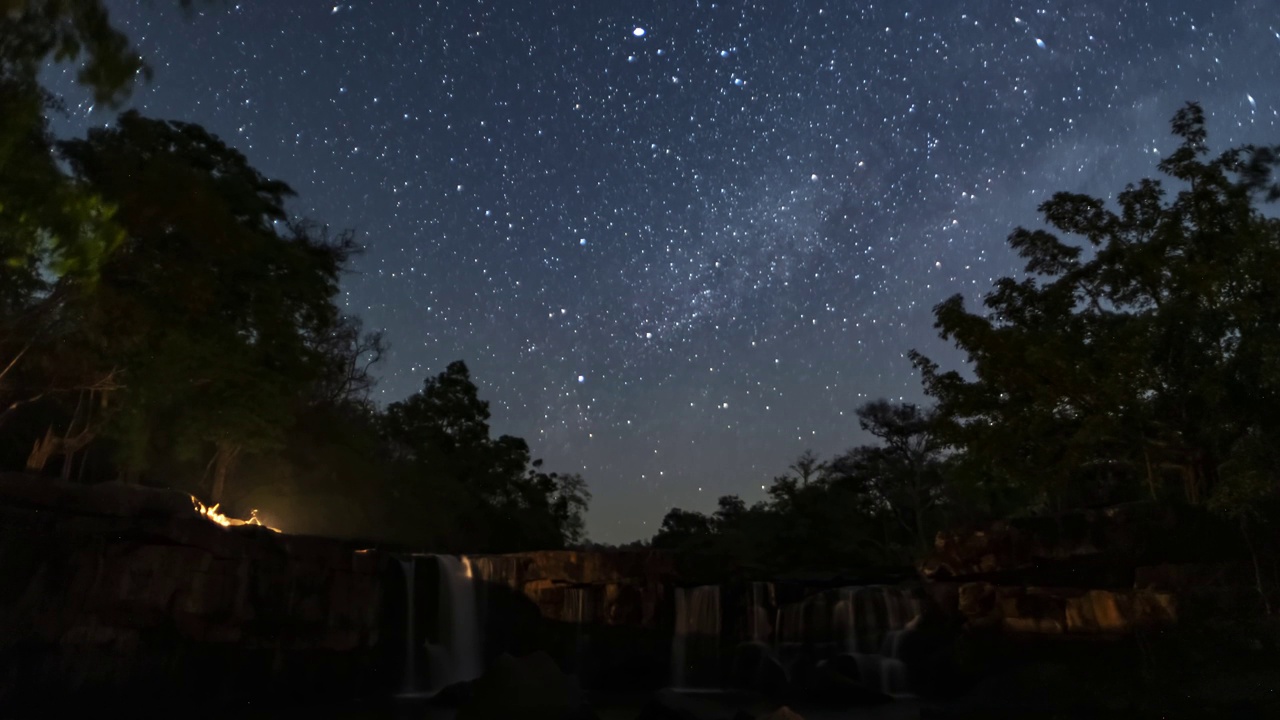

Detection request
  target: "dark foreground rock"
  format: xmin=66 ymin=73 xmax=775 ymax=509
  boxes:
xmin=922 ymin=501 xmax=1246 ymax=586
xmin=457 ymin=651 xmax=594 ymax=720
xmin=0 ymin=474 xmax=392 ymax=714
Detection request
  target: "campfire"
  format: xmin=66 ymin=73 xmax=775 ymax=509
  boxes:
xmin=191 ymin=496 xmax=281 ymax=533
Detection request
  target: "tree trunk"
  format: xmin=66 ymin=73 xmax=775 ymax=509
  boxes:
xmin=209 ymin=441 xmax=242 ymax=505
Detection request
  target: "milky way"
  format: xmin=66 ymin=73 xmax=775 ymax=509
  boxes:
xmin=48 ymin=1 xmax=1280 ymax=541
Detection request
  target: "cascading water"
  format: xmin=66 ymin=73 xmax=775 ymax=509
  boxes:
xmin=428 ymin=555 xmax=484 ymax=689
xmin=397 ymin=554 xmax=485 ymax=697
xmin=671 ymin=585 xmax=722 ymax=689
xmin=562 ymin=586 xmax=592 ymax=669
xmin=398 ymin=557 xmax=417 ymax=695
xmin=829 ymin=585 xmax=918 ymax=697
xmin=746 ymin=582 xmax=772 ymax=643
xmin=775 ymin=598 xmax=808 ymax=646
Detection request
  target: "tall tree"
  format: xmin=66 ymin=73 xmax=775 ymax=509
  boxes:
xmin=828 ymin=400 xmax=946 ymax=552
xmin=56 ymin=112 xmax=355 ymax=499
xmin=382 ymin=360 xmax=592 ymax=549
xmin=910 ymin=103 xmax=1280 ymax=510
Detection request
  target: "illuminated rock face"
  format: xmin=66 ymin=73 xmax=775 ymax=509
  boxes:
xmin=0 ymin=473 xmax=388 ymax=712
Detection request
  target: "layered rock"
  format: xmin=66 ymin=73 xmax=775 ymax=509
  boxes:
xmin=919 ymin=502 xmax=1264 ymax=637
xmin=467 ymin=550 xmax=678 ymax=690
xmin=945 ymin=582 xmax=1178 ymax=634
xmin=0 ymin=474 xmax=391 ymax=711
xmin=471 ymin=550 xmax=675 ymax=628
xmin=922 ymin=501 xmax=1244 ymax=586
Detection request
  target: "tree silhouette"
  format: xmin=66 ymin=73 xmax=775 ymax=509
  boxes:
xmin=54 ymin=112 xmax=355 ymax=500
xmin=910 ymin=102 xmax=1280 ymax=511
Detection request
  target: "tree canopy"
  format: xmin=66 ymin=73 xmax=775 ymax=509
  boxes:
xmin=0 ymin=4 xmax=591 ymax=551
xmin=910 ymin=102 xmax=1280 ymax=514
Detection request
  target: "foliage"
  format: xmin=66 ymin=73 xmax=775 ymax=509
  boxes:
xmin=910 ymin=102 xmax=1280 ymax=513
xmin=381 ymin=361 xmax=591 ymax=550
xmin=0 ymin=0 xmax=589 ymax=553
xmin=652 ymin=399 xmax=951 ymax=573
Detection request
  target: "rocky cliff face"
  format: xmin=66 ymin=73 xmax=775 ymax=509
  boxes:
xmin=0 ymin=474 xmax=391 ymax=711
xmin=466 ymin=550 xmax=678 ymax=690
xmin=921 ymin=501 xmax=1262 ymax=637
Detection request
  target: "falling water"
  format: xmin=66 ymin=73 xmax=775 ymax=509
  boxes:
xmin=398 ymin=557 xmax=417 ymax=695
xmin=671 ymin=585 xmax=722 ymax=689
xmin=428 ymin=555 xmax=484 ymax=689
xmin=776 ymin=598 xmax=808 ymax=646
xmin=563 ymin=586 xmax=592 ymax=668
xmin=747 ymin=582 xmax=773 ymax=643
xmin=829 ymin=585 xmax=919 ymax=697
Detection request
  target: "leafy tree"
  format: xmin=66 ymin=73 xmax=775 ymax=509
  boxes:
xmin=383 ymin=361 xmax=492 ymax=463
xmin=787 ymin=449 xmax=827 ymax=486
xmin=382 ymin=360 xmax=591 ymax=550
xmin=828 ymin=400 xmax=947 ymax=553
xmin=652 ymin=507 xmax=715 ymax=549
xmin=53 ymin=112 xmax=355 ymax=500
xmin=549 ymin=472 xmax=592 ymax=546
xmin=1 ymin=0 xmax=204 ymax=428
xmin=911 ymin=103 xmax=1280 ymax=511
xmin=0 ymin=79 xmax=123 ymax=427
xmin=1 ymin=0 xmax=148 ymax=105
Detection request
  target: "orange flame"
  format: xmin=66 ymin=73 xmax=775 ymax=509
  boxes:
xmin=191 ymin=496 xmax=282 ymax=533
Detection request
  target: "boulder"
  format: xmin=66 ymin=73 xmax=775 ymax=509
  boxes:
xmin=456 ymin=651 xmax=587 ymax=720
xmin=809 ymin=655 xmax=893 ymax=707
xmin=728 ymin=642 xmax=789 ymax=698
xmin=636 ymin=689 xmax=721 ymax=720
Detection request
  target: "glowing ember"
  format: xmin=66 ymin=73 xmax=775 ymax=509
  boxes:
xmin=191 ymin=496 xmax=281 ymax=533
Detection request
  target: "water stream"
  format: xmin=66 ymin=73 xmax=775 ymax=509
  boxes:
xmin=671 ymin=585 xmax=722 ymax=689
xmin=397 ymin=554 xmax=485 ymax=697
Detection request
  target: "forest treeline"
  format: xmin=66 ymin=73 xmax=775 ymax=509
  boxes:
xmin=5 ymin=5 xmax=1280 ymax=564
xmin=0 ymin=2 xmax=587 ymax=552
xmin=647 ymin=104 xmax=1280 ymax=573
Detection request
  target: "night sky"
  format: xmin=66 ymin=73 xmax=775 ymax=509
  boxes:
xmin=48 ymin=1 xmax=1280 ymax=542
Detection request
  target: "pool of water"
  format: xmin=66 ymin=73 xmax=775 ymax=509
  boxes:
xmin=198 ymin=690 xmax=924 ymax=720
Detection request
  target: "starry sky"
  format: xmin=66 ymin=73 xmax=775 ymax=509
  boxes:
xmin=48 ymin=1 xmax=1280 ymax=542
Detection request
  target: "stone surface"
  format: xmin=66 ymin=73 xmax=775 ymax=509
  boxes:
xmin=0 ymin=474 xmax=390 ymax=711
xmin=471 ymin=550 xmax=675 ymax=628
xmin=954 ymin=581 xmax=1177 ymax=636
xmin=922 ymin=502 xmax=1244 ymax=586
xmin=456 ymin=651 xmax=588 ymax=720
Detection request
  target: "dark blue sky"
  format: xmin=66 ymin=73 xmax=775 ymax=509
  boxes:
xmin=49 ymin=1 xmax=1280 ymax=542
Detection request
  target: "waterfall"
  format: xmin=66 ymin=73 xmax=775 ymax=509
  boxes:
xmin=428 ymin=555 xmax=484 ymax=689
xmin=398 ymin=557 xmax=417 ymax=695
xmin=776 ymin=598 xmax=807 ymax=645
xmin=397 ymin=554 xmax=486 ymax=697
xmin=829 ymin=585 xmax=919 ymax=697
xmin=563 ymin=586 xmax=591 ymax=624
xmin=747 ymin=582 xmax=772 ymax=643
xmin=563 ymin=586 xmax=592 ymax=668
xmin=671 ymin=585 xmax=721 ymax=689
